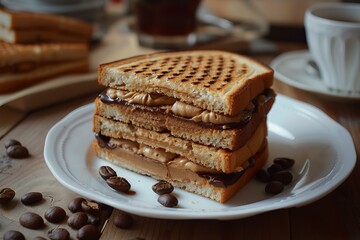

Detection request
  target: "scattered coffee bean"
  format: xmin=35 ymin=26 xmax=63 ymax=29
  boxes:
xmin=77 ymin=224 xmax=101 ymax=240
xmin=88 ymin=214 xmax=100 ymax=226
xmin=274 ymin=157 xmax=295 ymax=170
xmin=106 ymin=176 xmax=131 ymax=193
xmin=68 ymin=212 xmax=88 ymax=229
xmin=113 ymin=210 xmax=133 ymax=229
xmin=68 ymin=197 xmax=85 ymax=213
xmin=21 ymin=192 xmax=43 ymax=205
xmin=81 ymin=200 xmax=100 ymax=216
xmin=19 ymin=212 xmax=44 ymax=229
xmin=152 ymin=181 xmax=174 ymax=195
xmin=0 ymin=188 xmax=15 ymax=204
xmin=3 ymin=230 xmax=25 ymax=240
xmin=48 ymin=228 xmax=70 ymax=240
xmin=265 ymin=181 xmax=284 ymax=195
xmin=4 ymin=139 xmax=21 ymax=149
xmin=44 ymin=206 xmax=66 ymax=223
xmin=255 ymin=169 xmax=271 ymax=183
xmin=271 ymin=171 xmax=293 ymax=185
xmin=99 ymin=166 xmax=117 ymax=180
xmin=157 ymin=194 xmax=178 ymax=208
xmin=267 ymin=163 xmax=283 ymax=175
xmin=6 ymin=145 xmax=29 ymax=159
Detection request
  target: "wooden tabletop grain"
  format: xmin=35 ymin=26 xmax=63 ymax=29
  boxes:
xmin=1 ymin=19 xmax=360 ymax=240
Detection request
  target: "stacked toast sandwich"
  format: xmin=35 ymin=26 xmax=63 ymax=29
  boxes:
xmin=0 ymin=9 xmax=93 ymax=93
xmin=93 ymin=50 xmax=276 ymax=203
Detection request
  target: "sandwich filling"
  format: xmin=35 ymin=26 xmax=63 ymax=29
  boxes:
xmin=95 ymin=134 xmax=264 ymax=188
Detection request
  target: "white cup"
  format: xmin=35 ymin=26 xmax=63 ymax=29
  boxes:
xmin=305 ymin=3 xmax=360 ymax=94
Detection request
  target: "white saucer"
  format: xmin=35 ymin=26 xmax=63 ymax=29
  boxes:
xmin=270 ymin=50 xmax=360 ymax=101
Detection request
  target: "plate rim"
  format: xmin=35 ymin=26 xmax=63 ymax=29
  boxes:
xmin=44 ymin=94 xmax=356 ymax=220
xmin=270 ymin=50 xmax=360 ymax=100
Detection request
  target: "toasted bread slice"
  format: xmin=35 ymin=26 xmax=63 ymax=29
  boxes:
xmin=0 ymin=41 xmax=88 ymax=69
xmin=0 ymin=9 xmax=93 ymax=41
xmin=98 ymin=50 xmax=274 ymax=116
xmin=0 ymin=59 xmax=89 ymax=93
xmin=93 ymin=138 xmax=268 ymax=203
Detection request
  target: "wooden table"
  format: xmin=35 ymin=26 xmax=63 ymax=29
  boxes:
xmin=1 ymin=21 xmax=360 ymax=240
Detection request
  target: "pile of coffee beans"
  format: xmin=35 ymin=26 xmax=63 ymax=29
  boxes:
xmin=1 ymin=187 xmax=117 ymax=240
xmin=4 ymin=139 xmax=30 ymax=159
xmin=256 ymin=157 xmax=295 ymax=194
xmin=152 ymin=181 xmax=178 ymax=208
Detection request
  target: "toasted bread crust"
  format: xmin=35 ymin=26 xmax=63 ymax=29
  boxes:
xmin=98 ymin=50 xmax=273 ymax=116
xmin=92 ymin=139 xmax=268 ymax=203
xmin=0 ymin=59 xmax=89 ymax=93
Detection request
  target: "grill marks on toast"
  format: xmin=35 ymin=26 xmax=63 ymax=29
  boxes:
xmin=118 ymin=54 xmax=251 ymax=91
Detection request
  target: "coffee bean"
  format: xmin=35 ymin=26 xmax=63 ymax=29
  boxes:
xmin=4 ymin=139 xmax=21 ymax=149
xmin=152 ymin=181 xmax=174 ymax=195
xmin=99 ymin=166 xmax=117 ymax=180
xmin=265 ymin=181 xmax=284 ymax=195
xmin=157 ymin=194 xmax=178 ymax=208
xmin=81 ymin=200 xmax=100 ymax=216
xmin=21 ymin=192 xmax=43 ymax=205
xmin=44 ymin=206 xmax=66 ymax=223
xmin=106 ymin=176 xmax=131 ymax=193
xmin=77 ymin=224 xmax=101 ymax=240
xmin=113 ymin=210 xmax=133 ymax=229
xmin=267 ymin=163 xmax=283 ymax=175
xmin=255 ymin=169 xmax=271 ymax=183
xmin=68 ymin=212 xmax=88 ymax=229
xmin=271 ymin=171 xmax=293 ymax=185
xmin=19 ymin=212 xmax=44 ymax=229
xmin=0 ymin=188 xmax=15 ymax=204
xmin=88 ymin=214 xmax=100 ymax=226
xmin=68 ymin=197 xmax=85 ymax=213
xmin=274 ymin=157 xmax=295 ymax=169
xmin=48 ymin=228 xmax=70 ymax=240
xmin=6 ymin=145 xmax=29 ymax=159
xmin=3 ymin=230 xmax=25 ymax=240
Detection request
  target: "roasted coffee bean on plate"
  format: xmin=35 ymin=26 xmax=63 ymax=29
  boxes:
xmin=255 ymin=169 xmax=271 ymax=183
xmin=274 ymin=157 xmax=295 ymax=169
xmin=152 ymin=181 xmax=174 ymax=195
xmin=67 ymin=212 xmax=88 ymax=229
xmin=271 ymin=170 xmax=293 ymax=185
xmin=21 ymin=192 xmax=43 ymax=205
xmin=157 ymin=194 xmax=178 ymax=208
xmin=81 ymin=200 xmax=100 ymax=216
xmin=0 ymin=187 xmax=15 ymax=204
xmin=99 ymin=166 xmax=117 ymax=180
xmin=19 ymin=212 xmax=44 ymax=229
xmin=77 ymin=224 xmax=101 ymax=240
xmin=113 ymin=210 xmax=133 ymax=229
xmin=44 ymin=206 xmax=67 ymax=223
xmin=3 ymin=230 xmax=25 ymax=240
xmin=265 ymin=181 xmax=285 ymax=195
xmin=106 ymin=176 xmax=131 ymax=193
xmin=267 ymin=163 xmax=283 ymax=175
xmin=68 ymin=197 xmax=86 ymax=213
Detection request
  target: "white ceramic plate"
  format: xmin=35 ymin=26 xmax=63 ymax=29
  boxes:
xmin=270 ymin=50 xmax=360 ymax=101
xmin=44 ymin=95 xmax=356 ymax=220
